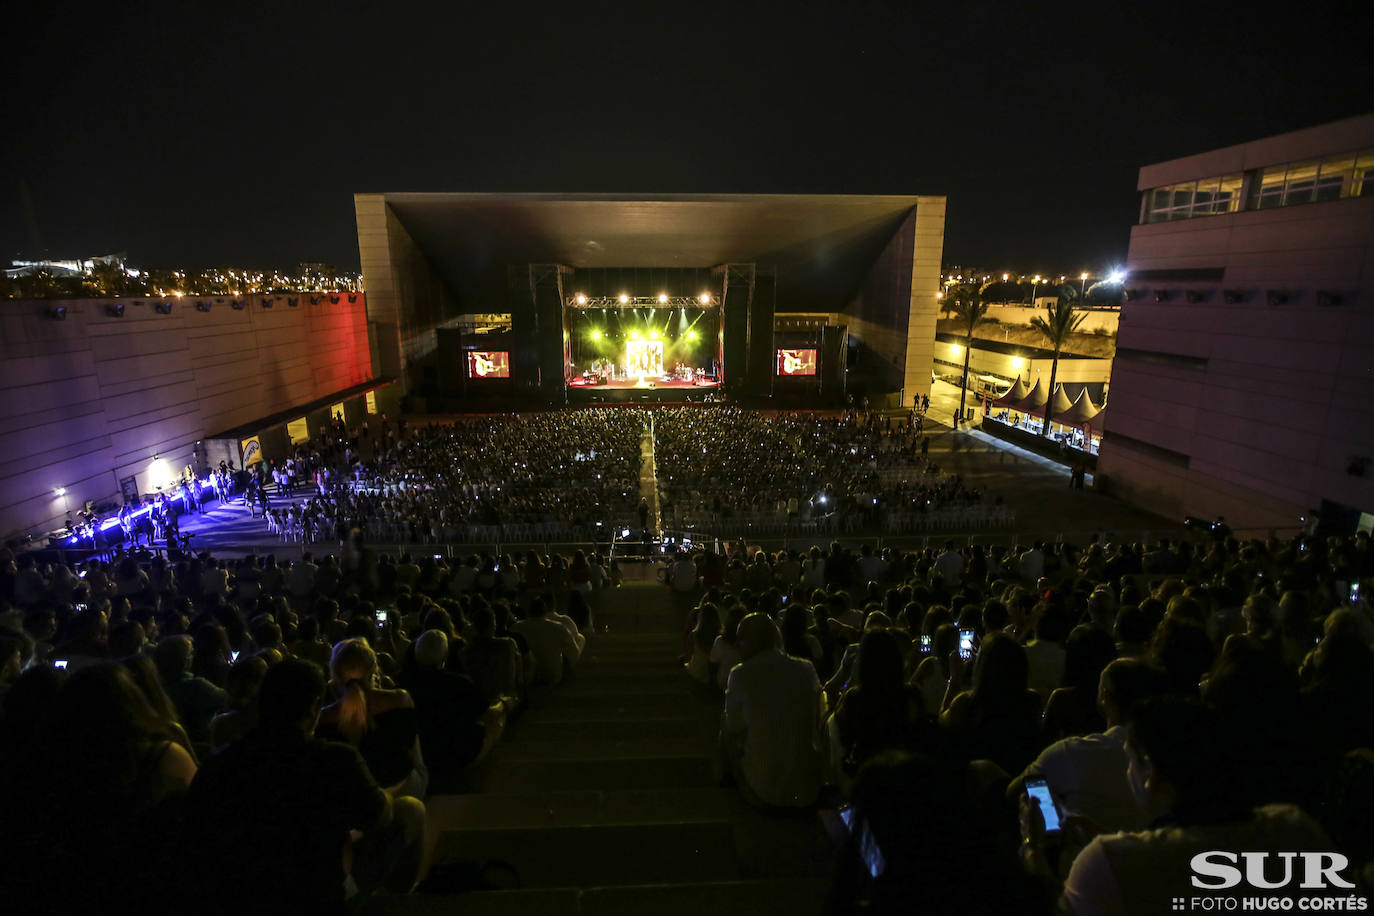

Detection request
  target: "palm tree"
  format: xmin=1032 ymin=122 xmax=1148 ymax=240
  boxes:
xmin=950 ymin=284 xmax=992 ymax=426
xmin=1031 ymin=299 xmax=1087 ymax=436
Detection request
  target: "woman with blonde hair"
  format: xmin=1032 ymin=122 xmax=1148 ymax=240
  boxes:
xmin=316 ymin=638 xmax=428 ymax=798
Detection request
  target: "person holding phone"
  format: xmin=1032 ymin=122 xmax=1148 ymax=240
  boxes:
xmin=939 ymin=633 xmax=1043 ymax=777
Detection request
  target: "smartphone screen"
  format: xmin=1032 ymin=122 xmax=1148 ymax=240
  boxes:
xmin=1351 ymin=582 xmax=1361 ymax=604
xmin=54 ymin=659 xmax=69 ymax=670
xmin=376 ymin=610 xmax=388 ymax=626
xmin=230 ymin=650 xmax=240 ymax=663
xmin=1026 ymin=778 xmax=1062 ymax=835
xmin=958 ymin=629 xmax=975 ymax=661
xmin=920 ymin=634 xmax=932 ymax=654
xmin=837 ymin=806 xmax=886 ymax=878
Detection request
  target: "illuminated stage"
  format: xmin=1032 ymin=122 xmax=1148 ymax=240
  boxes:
xmin=566 ymin=292 xmax=722 ymax=402
xmin=569 ymin=375 xmax=720 ymax=391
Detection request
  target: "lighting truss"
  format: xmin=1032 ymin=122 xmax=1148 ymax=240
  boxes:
xmin=566 ymin=295 xmax=715 ymax=309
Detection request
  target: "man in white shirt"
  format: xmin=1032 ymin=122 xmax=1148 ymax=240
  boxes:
xmin=722 ymin=613 xmax=824 ymax=809
xmin=1044 ymin=697 xmax=1342 ymax=915
xmin=1019 ymin=541 xmax=1046 ymax=583
xmin=512 ymin=598 xmax=582 ymax=686
xmin=1012 ymin=658 xmax=1168 ymax=835
xmin=933 ymin=540 xmax=964 ymax=588
xmin=667 ymin=551 xmax=698 ymax=594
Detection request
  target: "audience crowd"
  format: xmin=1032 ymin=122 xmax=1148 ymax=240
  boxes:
xmin=5 ymin=398 xmax=1374 ymax=914
xmin=259 ymin=410 xmax=644 ymax=544
xmin=0 ymin=539 xmax=609 ymax=914
xmin=654 ymin=407 xmax=983 ymax=531
xmin=676 ymin=530 xmax=1374 ymax=913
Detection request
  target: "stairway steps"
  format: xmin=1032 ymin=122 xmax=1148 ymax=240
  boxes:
xmin=581 ymin=877 xmax=831 ymax=916
xmin=370 ymin=878 xmax=830 ymax=916
xmin=476 ymin=754 xmax=715 ymax=792
xmin=433 ymin=821 xmax=738 ymax=888
xmin=514 ymin=716 xmax=698 ymax=742
xmin=494 ymin=734 xmax=705 ymax=760
xmin=426 ymin=787 xmax=747 ymax=832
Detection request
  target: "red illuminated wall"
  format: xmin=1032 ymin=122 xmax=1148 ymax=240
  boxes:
xmin=0 ymin=293 xmax=374 ymax=539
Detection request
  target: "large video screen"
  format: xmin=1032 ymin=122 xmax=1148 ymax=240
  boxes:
xmin=467 ymin=350 xmax=510 ymax=379
xmin=776 ymin=348 xmax=818 ymax=376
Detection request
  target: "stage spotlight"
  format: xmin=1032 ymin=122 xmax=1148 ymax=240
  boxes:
xmin=658 ymin=293 xmax=668 ymax=304
xmin=686 ymin=330 xmax=699 ymax=342
xmin=575 ymin=293 xmax=587 ymax=305
xmin=591 ymin=329 xmax=602 ymax=340
xmin=698 ymin=292 xmax=711 ymax=304
xmin=618 ymin=293 xmax=630 ymax=304
xmin=649 ymin=330 xmax=659 ymax=340
xmin=629 ymin=331 xmax=641 ymax=341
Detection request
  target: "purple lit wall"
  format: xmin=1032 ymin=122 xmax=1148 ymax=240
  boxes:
xmin=0 ymin=294 xmax=372 ymax=540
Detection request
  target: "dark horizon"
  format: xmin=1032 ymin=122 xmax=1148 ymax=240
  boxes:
xmin=2 ymin=1 xmax=1369 ymax=277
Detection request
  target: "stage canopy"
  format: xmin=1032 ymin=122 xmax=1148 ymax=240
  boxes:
xmin=369 ymin=193 xmax=923 ymax=313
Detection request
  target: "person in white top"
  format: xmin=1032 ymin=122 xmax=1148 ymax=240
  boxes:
xmin=1019 ymin=542 xmax=1046 ymax=583
xmin=722 ymin=613 xmax=825 ymax=808
xmin=1025 ymin=696 xmax=1342 ymax=915
xmin=511 ymin=598 xmax=582 ymax=686
xmin=933 ymin=540 xmax=964 ymax=588
xmin=1011 ymin=658 xmax=1169 ymax=835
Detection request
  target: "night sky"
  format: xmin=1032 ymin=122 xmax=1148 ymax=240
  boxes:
xmin=2 ymin=0 xmax=1368 ymax=276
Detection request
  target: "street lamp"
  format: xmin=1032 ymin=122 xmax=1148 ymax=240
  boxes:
xmin=1080 ymin=271 xmax=1089 ymax=302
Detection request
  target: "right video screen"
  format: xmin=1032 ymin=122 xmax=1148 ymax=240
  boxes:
xmin=776 ymin=347 xmax=818 ymax=376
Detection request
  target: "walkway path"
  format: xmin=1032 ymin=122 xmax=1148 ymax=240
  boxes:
xmin=379 ymin=572 xmax=833 ymax=915
xmin=639 ymin=415 xmax=662 ymax=539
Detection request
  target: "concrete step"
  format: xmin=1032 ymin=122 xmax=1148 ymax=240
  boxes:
xmin=476 ymin=754 xmax=716 ymax=792
xmin=368 ymin=878 xmax=830 ymax=916
xmin=426 ymin=787 xmax=747 ymax=832
xmin=518 ymin=691 xmax=693 ymax=721
xmin=495 ymin=733 xmax=705 ymax=761
xmin=432 ymin=821 xmax=738 ymax=888
xmin=515 ymin=716 xmax=699 ymax=743
xmin=581 ymin=877 xmax=831 ymax=916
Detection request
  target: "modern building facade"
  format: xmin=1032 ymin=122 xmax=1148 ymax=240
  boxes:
xmin=1098 ymin=113 xmax=1374 ymax=533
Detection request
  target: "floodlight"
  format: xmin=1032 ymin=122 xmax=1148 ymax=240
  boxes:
xmin=575 ymin=293 xmax=587 ymax=305
xmin=649 ymin=331 xmax=659 ymax=340
xmin=618 ymin=293 xmax=630 ymax=304
xmin=698 ymin=292 xmax=711 ymax=304
xmin=591 ymin=329 xmax=602 ymax=340
xmin=658 ymin=293 xmax=668 ymax=304
xmin=1107 ymin=270 xmax=1126 ymax=284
